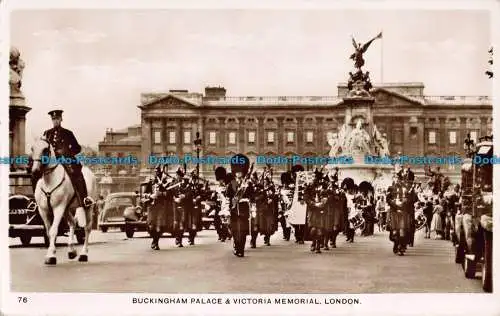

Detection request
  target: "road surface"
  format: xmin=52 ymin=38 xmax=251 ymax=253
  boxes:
xmin=9 ymin=228 xmax=483 ymax=293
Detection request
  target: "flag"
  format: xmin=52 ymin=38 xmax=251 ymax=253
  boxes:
xmin=377 ymin=32 xmax=383 ymax=39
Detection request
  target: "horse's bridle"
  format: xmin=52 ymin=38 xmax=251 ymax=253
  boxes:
xmin=32 ymin=140 xmax=58 ymax=175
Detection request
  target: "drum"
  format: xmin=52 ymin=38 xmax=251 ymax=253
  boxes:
xmin=415 ymin=211 xmax=427 ymax=231
xmin=350 ymin=212 xmax=365 ymax=230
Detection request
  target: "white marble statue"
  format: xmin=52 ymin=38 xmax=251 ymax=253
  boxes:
xmin=346 ymin=120 xmax=371 ymax=155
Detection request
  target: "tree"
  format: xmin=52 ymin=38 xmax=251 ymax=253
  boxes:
xmin=485 ymin=47 xmax=493 ymax=78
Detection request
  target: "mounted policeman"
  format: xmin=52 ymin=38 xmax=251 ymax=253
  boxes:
xmin=32 ymin=109 xmax=94 ymax=209
xmin=30 ymin=109 xmax=97 ymax=265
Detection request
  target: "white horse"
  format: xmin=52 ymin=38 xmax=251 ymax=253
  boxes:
xmin=31 ymin=137 xmax=97 ymax=265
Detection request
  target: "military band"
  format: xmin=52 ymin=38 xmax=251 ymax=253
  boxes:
xmin=137 ymin=153 xmax=457 ymax=259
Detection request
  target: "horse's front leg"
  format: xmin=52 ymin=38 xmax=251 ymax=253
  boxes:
xmin=65 ymin=210 xmax=77 ymax=260
xmin=45 ymin=205 xmax=65 ymax=265
xmin=79 ymin=207 xmax=92 ymax=262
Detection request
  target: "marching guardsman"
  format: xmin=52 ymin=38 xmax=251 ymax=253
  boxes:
xmin=147 ymin=164 xmax=175 ymax=250
xmin=184 ymin=170 xmax=204 ymax=245
xmin=172 ymin=167 xmax=188 ymax=247
xmin=32 ymin=109 xmax=94 ymax=209
xmin=226 ymin=154 xmax=254 ymax=257
xmin=342 ymin=178 xmax=357 ymax=243
xmin=278 ymin=171 xmax=294 ymax=241
xmin=251 ymin=168 xmax=279 ymax=248
xmin=213 ymin=166 xmax=227 ymax=241
xmin=386 ymin=173 xmax=418 ymax=255
xmin=358 ymin=181 xmax=376 ymax=236
xmin=304 ymin=169 xmax=329 ymax=253
xmin=289 ymin=164 xmax=307 ymax=244
xmin=324 ymin=168 xmax=346 ymax=249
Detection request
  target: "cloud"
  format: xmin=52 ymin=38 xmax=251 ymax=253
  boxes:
xmin=32 ymin=27 xmax=107 ymax=44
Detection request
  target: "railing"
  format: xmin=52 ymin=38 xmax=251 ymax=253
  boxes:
xmin=203 ymin=95 xmax=491 ymax=106
xmin=414 ymin=95 xmax=491 ymax=105
xmin=203 ymin=96 xmax=342 ymax=106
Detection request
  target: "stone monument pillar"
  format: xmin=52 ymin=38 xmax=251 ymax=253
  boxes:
xmin=9 ymin=47 xmax=31 ymax=161
xmin=326 ymin=33 xmax=392 ymax=188
xmin=9 ymin=47 xmax=32 ymax=195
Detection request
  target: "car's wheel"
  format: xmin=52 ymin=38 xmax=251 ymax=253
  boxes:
xmin=120 ymin=227 xmax=125 ymax=232
xmin=203 ymin=222 xmax=211 ymax=230
xmin=20 ymin=235 xmax=32 ymax=246
xmin=482 ymin=232 xmax=493 ymax=292
xmin=100 ymin=226 xmax=108 ymax=233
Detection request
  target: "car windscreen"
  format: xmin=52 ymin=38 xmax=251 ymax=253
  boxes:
xmin=107 ymin=197 xmax=135 ymax=207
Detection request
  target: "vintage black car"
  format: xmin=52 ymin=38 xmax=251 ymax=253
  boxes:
xmin=455 ymin=135 xmax=493 ymax=292
xmin=98 ymin=192 xmax=148 ymax=238
xmin=9 ymin=171 xmax=86 ymax=246
xmin=9 ymin=194 xmax=86 ymax=246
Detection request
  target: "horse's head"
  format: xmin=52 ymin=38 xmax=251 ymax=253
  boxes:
xmin=30 ymin=137 xmax=52 ymax=176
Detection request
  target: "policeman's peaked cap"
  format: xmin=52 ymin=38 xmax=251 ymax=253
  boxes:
xmin=230 ymin=154 xmax=250 ymax=176
xmin=215 ymin=166 xmax=227 ymax=181
xmin=48 ymin=109 xmax=63 ymax=119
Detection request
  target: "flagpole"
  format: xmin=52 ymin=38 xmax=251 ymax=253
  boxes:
xmin=380 ymin=30 xmax=384 ymax=84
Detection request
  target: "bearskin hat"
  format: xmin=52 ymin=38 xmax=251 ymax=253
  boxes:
xmin=280 ymin=172 xmax=293 ymax=185
xmin=341 ymin=177 xmax=355 ymax=191
xmin=215 ymin=166 xmax=227 ymax=181
xmin=358 ymin=181 xmax=374 ymax=194
xmin=230 ymin=154 xmax=250 ymax=176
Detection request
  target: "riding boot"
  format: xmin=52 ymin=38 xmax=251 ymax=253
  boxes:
xmin=69 ymin=165 xmax=94 ymax=207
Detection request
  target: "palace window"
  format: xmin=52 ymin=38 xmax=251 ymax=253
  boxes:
xmin=154 ymin=131 xmax=161 ymax=144
xmin=287 ymin=131 xmax=294 ymax=143
xmin=209 ymin=131 xmax=216 ymax=145
xmin=248 ymin=131 xmax=256 ymax=144
xmin=228 ymin=132 xmax=236 ymax=145
xmin=470 ymin=130 xmax=478 ymax=143
xmin=410 ymin=127 xmax=418 ymax=140
xmin=449 ymin=131 xmax=457 ymax=145
xmin=428 ymin=131 xmax=436 ymax=144
xmin=306 ymin=131 xmax=314 ymax=143
xmin=326 ymin=131 xmax=333 ymax=142
xmin=168 ymin=131 xmax=176 ymax=144
xmin=267 ymin=131 xmax=275 ymax=143
xmin=183 ymin=131 xmax=191 ymax=144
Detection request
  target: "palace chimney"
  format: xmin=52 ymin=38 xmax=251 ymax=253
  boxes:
xmin=204 ymin=86 xmax=226 ymax=101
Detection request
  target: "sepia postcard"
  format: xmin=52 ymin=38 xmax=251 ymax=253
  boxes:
xmin=1 ymin=0 xmax=499 ymax=315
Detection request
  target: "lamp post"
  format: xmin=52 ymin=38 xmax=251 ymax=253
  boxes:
xmin=194 ymin=132 xmax=202 ymax=176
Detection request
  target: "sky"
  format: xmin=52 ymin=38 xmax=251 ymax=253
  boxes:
xmin=10 ymin=9 xmax=492 ymax=149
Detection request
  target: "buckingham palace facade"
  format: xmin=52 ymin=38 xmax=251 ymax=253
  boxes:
xmin=98 ymin=82 xmax=492 ymax=178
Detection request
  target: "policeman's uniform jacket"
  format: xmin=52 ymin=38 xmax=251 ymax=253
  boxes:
xmin=43 ymin=126 xmax=81 ymax=159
